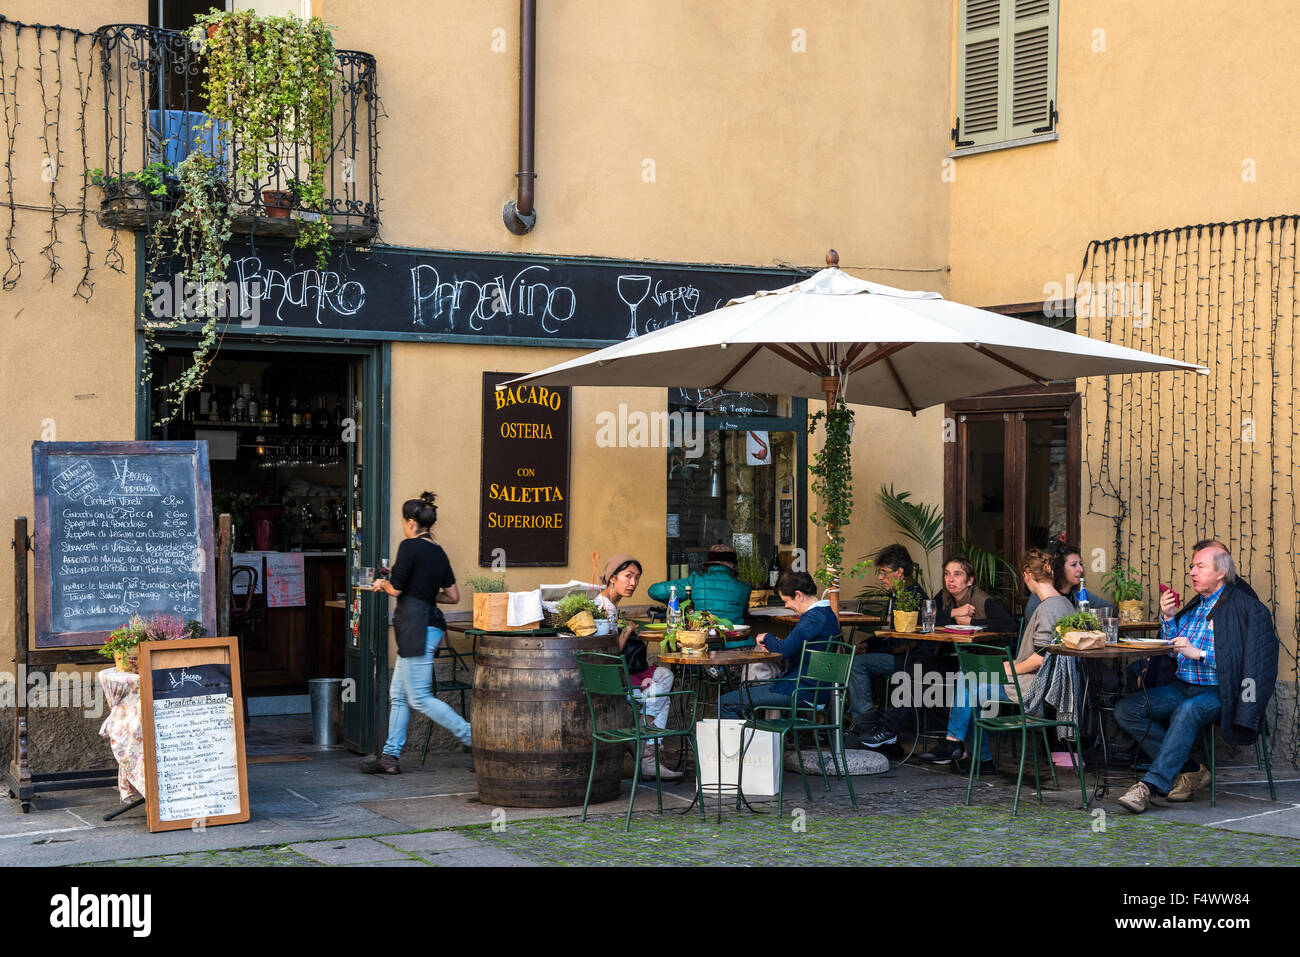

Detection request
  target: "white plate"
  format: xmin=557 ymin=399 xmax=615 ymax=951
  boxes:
xmin=1121 ymin=637 xmax=1171 ymax=645
xmin=941 ymin=624 xmax=983 ymax=632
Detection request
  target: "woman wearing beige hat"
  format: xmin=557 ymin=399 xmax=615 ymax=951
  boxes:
xmin=596 ymin=553 xmax=681 ymax=781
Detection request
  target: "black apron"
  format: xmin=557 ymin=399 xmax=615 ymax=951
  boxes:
xmin=394 ymin=594 xmax=434 ymax=658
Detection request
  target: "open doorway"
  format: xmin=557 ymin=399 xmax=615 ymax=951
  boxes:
xmin=146 ymin=341 xmax=389 ymax=753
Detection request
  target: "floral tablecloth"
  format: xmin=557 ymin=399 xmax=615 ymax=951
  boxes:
xmin=97 ymin=668 xmax=146 ymax=803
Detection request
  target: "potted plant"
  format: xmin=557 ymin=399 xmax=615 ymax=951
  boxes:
xmin=554 ymin=592 xmax=605 ymax=636
xmin=891 ymin=579 xmax=921 ymax=633
xmin=261 ymin=188 xmax=293 ymax=218
xmin=99 ymin=616 xmax=148 ymax=673
xmin=191 ymin=9 xmax=337 ymax=267
xmin=1053 ymin=609 xmax=1105 ymax=642
xmin=1102 ymin=565 xmax=1145 ymax=622
xmin=89 ymin=162 xmax=176 ymax=204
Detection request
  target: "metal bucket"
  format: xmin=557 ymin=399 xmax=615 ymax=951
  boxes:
xmin=308 ymin=677 xmax=344 ymax=746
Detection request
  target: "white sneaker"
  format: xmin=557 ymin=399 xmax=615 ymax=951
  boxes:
xmin=640 ymin=755 xmax=683 ymax=780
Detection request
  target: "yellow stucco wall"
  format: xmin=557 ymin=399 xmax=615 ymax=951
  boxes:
xmin=0 ymin=1 xmax=143 ymax=667
xmin=947 ymin=1 xmax=1300 ymax=664
xmin=0 ymin=0 xmax=953 ymax=666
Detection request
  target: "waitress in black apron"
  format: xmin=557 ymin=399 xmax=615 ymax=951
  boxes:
xmin=360 ymin=492 xmax=471 ymax=774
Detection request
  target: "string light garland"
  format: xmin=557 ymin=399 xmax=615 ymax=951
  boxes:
xmin=1081 ymin=215 xmax=1300 ymax=767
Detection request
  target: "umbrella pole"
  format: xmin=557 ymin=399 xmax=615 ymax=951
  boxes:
xmin=822 ymin=376 xmax=841 ymax=620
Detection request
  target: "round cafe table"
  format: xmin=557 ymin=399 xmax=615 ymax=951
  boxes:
xmin=657 ymin=648 xmax=784 ymax=820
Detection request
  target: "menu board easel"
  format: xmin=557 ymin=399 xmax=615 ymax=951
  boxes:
xmin=139 ymin=636 xmax=249 ymax=832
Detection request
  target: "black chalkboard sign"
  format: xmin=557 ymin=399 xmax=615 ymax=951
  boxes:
xmin=144 ymin=241 xmax=803 ymax=343
xmin=479 ymin=372 xmax=571 ymax=566
xmin=140 ymin=637 xmax=249 ymax=832
xmin=32 ymin=441 xmax=216 ymax=648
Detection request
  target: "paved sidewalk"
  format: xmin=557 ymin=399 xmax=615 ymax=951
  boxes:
xmin=7 ymin=722 xmax=1299 ymax=866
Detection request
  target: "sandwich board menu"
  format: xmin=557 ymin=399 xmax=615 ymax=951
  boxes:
xmin=139 ymin=637 xmax=249 ymax=832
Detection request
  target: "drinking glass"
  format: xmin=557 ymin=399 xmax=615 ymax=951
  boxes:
xmin=921 ymin=599 xmax=937 ymax=633
xmin=358 ymin=566 xmax=375 ymax=588
xmin=617 ymin=274 xmax=652 ymax=339
xmin=1102 ymin=615 xmax=1119 ymax=644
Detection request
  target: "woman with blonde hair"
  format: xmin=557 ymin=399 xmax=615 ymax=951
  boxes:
xmin=922 ymin=548 xmax=1074 ymax=768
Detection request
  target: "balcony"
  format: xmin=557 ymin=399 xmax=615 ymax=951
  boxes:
xmin=94 ymin=23 xmax=379 ymax=243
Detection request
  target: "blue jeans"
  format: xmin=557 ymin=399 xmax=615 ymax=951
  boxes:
xmin=1114 ymin=679 xmax=1220 ymax=794
xmin=720 ymin=684 xmax=800 ymax=719
xmin=946 ymin=678 xmax=1011 ymax=761
xmin=382 ymin=627 xmax=473 ymax=758
xmin=849 ymin=652 xmax=896 ymax=724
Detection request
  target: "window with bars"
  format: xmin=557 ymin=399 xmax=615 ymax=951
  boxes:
xmin=953 ymin=0 xmax=1058 ymax=151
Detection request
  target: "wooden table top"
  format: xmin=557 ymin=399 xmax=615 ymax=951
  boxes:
xmin=656 ymin=648 xmax=784 ymax=667
xmin=872 ymin=629 xmax=1010 ymax=644
xmin=1044 ymin=643 xmax=1171 ymax=659
xmin=767 ymin=612 xmax=883 ymax=626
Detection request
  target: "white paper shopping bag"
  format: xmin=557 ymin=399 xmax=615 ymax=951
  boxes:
xmin=696 ymin=719 xmax=781 ymax=797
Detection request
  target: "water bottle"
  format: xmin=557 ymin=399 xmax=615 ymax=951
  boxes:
xmin=667 ymin=585 xmax=680 ymax=627
xmin=1077 ymin=578 xmax=1091 ymax=614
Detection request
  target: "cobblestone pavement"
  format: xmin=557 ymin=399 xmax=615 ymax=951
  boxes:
xmin=76 ymin=783 xmax=1300 ymax=867
xmin=75 ymin=846 xmax=323 ymax=867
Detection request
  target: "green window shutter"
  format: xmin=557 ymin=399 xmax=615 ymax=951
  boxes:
xmin=956 ymin=0 xmax=1004 ymax=147
xmin=1006 ymin=0 xmax=1057 ymax=140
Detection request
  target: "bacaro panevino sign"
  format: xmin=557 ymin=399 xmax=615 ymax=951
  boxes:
xmin=479 ymin=373 xmax=571 ymax=566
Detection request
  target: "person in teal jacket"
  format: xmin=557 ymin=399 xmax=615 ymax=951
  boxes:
xmin=647 ymin=543 xmax=752 ymax=623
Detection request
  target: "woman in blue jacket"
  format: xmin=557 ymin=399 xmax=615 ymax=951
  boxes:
xmin=720 ymin=570 xmax=839 ymax=717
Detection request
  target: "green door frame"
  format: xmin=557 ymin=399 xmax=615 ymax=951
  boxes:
xmin=134 ymin=334 xmax=392 ymax=754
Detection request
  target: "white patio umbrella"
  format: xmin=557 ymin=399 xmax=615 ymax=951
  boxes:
xmin=506 ymin=251 xmax=1206 ymax=611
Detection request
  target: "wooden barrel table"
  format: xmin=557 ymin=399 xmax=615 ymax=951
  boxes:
xmin=472 ymin=633 xmax=630 ymax=807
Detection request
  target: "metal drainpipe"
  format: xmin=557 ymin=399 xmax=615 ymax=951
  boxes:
xmin=503 ymin=0 xmax=537 ymax=234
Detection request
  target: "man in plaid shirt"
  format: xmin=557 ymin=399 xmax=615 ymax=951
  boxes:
xmin=1115 ymin=542 xmax=1278 ymax=813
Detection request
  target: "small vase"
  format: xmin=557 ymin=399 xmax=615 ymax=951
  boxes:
xmin=1118 ymin=600 xmax=1143 ymax=623
xmin=893 ymin=611 xmax=919 ymax=634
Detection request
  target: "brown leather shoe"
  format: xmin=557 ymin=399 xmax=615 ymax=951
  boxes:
xmin=1167 ymin=766 xmax=1211 ymax=802
xmin=359 ymin=754 xmax=400 ymax=775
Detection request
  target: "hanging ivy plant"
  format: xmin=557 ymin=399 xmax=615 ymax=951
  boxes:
xmin=191 ymin=9 xmax=337 ymax=267
xmin=807 ymin=400 xmax=859 ymax=589
xmin=140 ymin=150 xmax=232 ymax=425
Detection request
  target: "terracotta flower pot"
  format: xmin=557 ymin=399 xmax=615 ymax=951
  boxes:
xmin=113 ymin=650 xmax=139 ymax=674
xmin=893 ymin=610 xmax=919 ymax=634
xmin=262 ymin=189 xmax=293 ymax=218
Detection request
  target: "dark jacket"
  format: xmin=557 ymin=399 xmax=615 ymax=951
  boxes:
xmin=935 ymin=585 xmax=1017 ymax=633
xmin=762 ymin=602 xmax=840 ymax=703
xmin=1140 ymin=578 xmax=1276 ymax=745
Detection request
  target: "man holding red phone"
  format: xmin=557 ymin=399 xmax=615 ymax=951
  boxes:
xmin=1115 ymin=542 xmax=1278 ymax=813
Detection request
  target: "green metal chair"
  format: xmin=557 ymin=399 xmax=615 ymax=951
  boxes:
xmin=575 ymin=652 xmax=704 ymax=831
xmin=736 ymin=639 xmax=859 ymax=814
xmin=1200 ymin=716 xmax=1277 ymax=808
xmin=953 ymin=642 xmax=1087 ymax=815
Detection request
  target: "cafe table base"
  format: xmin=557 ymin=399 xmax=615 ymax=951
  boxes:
xmin=657 ymin=649 xmax=784 ymax=821
xmin=1043 ymin=643 xmax=1174 ymax=805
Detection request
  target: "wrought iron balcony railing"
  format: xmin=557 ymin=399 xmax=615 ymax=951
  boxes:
xmin=95 ymin=23 xmax=380 ymax=243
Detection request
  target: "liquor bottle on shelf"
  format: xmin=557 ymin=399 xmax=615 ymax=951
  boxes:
xmin=316 ymin=396 xmax=329 ymax=432
xmin=260 ymin=392 xmax=272 ymax=425
xmin=302 ymin=396 xmax=313 ymax=430
xmin=233 ymin=390 xmax=247 ymax=423
xmin=247 ymin=392 xmax=259 ymax=424
xmin=290 ymin=395 xmax=302 ymax=429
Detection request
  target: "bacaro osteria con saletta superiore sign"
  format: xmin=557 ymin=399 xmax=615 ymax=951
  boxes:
xmin=479 ymin=374 xmax=572 ymax=566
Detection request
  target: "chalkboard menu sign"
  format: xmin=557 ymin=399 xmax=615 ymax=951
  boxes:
xmin=479 ymin=372 xmax=571 ymax=566
xmin=32 ymin=441 xmax=216 ymax=648
xmin=139 ymin=637 xmax=249 ymax=832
